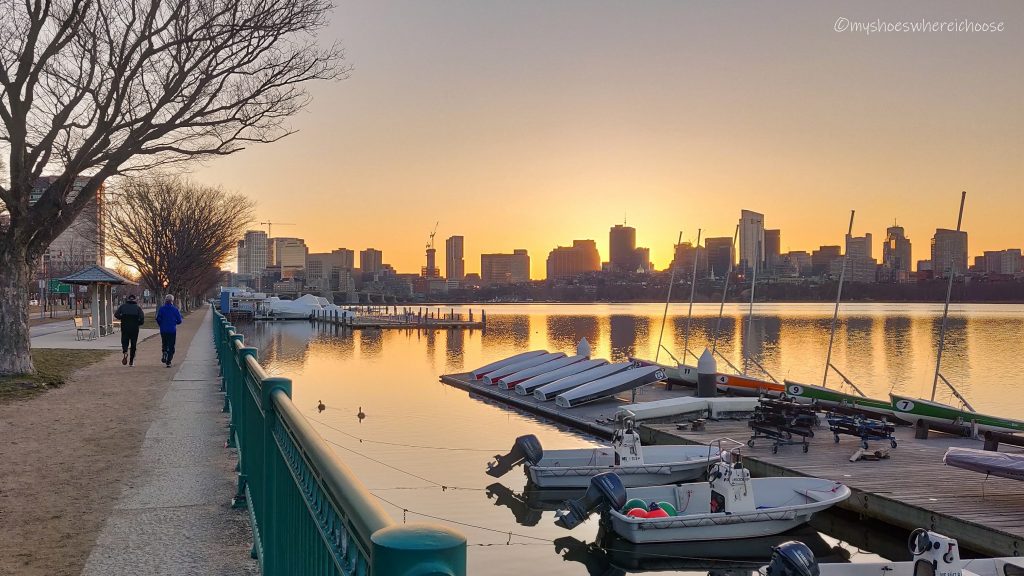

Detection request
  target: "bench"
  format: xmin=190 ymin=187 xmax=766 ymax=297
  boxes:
xmin=74 ymin=317 xmax=94 ymax=340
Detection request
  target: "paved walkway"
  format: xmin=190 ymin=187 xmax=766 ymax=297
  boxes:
xmin=81 ymin=310 xmax=258 ymax=575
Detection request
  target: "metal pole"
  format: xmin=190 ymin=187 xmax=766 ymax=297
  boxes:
xmin=654 ymin=231 xmax=684 ymax=363
xmin=683 ymin=229 xmax=702 ymax=362
xmin=931 ymin=191 xmax=966 ymax=402
xmin=711 ymin=224 xmax=740 ymax=355
xmin=744 ymin=233 xmax=759 ymax=374
xmin=823 ymin=210 xmax=855 ymax=387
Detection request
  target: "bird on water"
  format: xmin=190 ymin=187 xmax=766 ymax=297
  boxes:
xmin=357 ymin=406 xmax=365 ymax=422
xmin=317 ymin=400 xmax=325 ymax=413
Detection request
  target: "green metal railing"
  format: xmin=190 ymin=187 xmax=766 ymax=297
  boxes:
xmin=212 ymin=305 xmax=467 ymax=576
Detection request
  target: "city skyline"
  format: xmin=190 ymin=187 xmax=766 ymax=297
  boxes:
xmin=197 ymin=2 xmax=1022 ymax=278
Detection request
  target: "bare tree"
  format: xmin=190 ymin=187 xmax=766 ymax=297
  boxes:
xmin=0 ymin=0 xmax=348 ymax=375
xmin=107 ymin=176 xmax=254 ymax=305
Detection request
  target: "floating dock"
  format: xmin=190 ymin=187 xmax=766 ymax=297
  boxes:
xmin=314 ymin=307 xmax=485 ymax=330
xmin=640 ymin=419 xmax=1024 ymax=558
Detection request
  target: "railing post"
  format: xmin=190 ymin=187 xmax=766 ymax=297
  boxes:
xmin=370 ymin=524 xmax=467 ymax=576
xmin=225 ymin=334 xmax=243 ymax=413
xmin=260 ymin=377 xmax=292 ymax=575
xmin=232 ymin=346 xmax=259 ymax=508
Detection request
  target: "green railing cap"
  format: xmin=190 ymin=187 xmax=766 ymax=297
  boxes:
xmin=371 ymin=524 xmax=467 ymax=576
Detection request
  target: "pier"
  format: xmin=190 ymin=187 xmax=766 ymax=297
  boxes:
xmin=314 ymin=305 xmax=485 ymax=330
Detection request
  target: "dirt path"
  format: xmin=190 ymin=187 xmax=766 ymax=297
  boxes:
xmin=0 ymin=311 xmax=205 ymax=576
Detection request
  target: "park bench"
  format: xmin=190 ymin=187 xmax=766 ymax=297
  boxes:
xmin=74 ymin=317 xmax=94 ymax=340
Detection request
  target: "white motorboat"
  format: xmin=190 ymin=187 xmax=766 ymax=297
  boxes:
xmin=555 ymin=365 xmax=666 ymax=408
xmin=514 ymin=359 xmax=608 ymax=396
xmin=496 ymin=355 xmax=587 ymax=390
xmin=533 ymin=362 xmax=632 ymax=401
xmin=616 ymin=396 xmax=760 ymax=422
xmin=263 ymin=294 xmax=328 ymax=320
xmin=470 ymin=350 xmax=547 ymax=380
xmin=555 ymin=450 xmax=850 ymax=544
xmin=483 ymin=352 xmax=565 ymax=385
xmin=486 ymin=422 xmax=719 ymax=488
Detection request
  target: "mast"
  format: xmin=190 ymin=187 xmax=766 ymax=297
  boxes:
xmin=654 ymin=231 xmax=684 ymax=363
xmin=931 ymin=191 xmax=967 ymax=403
xmin=823 ymin=210 xmax=855 ymax=387
xmin=711 ymin=223 xmax=740 ymax=355
xmin=682 ymin=229 xmax=702 ymax=362
xmin=744 ymin=235 xmax=760 ymax=374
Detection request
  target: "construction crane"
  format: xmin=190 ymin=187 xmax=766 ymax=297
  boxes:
xmin=426 ymin=221 xmax=439 ymax=249
xmin=260 ymin=221 xmax=295 ymax=238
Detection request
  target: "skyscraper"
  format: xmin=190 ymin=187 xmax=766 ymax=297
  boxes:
xmin=705 ymin=237 xmax=734 ymax=278
xmin=481 ymin=250 xmax=530 ymax=285
xmin=811 ymin=245 xmax=841 ymax=278
xmin=360 ymin=248 xmax=383 ymax=273
xmin=669 ymin=241 xmax=708 ymax=278
xmin=269 ymin=237 xmax=307 ymax=279
xmin=882 ymin=225 xmax=912 ymax=283
xmin=237 ymin=230 xmax=269 ymax=284
xmin=931 ymin=229 xmax=968 ymax=278
xmin=30 ymin=176 xmax=106 ymax=274
xmin=833 ymin=233 xmax=877 ymax=283
xmin=764 ymin=229 xmax=781 ymax=273
xmin=445 ymin=236 xmax=465 ymax=281
xmin=547 ymin=240 xmax=601 ymax=280
xmin=738 ymin=210 xmax=765 ymax=275
xmin=609 ymin=224 xmax=637 ymax=272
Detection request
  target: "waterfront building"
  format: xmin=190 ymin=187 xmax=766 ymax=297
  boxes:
xmin=738 ymin=209 xmax=765 ymax=275
xmin=237 ymin=230 xmax=269 ymax=289
xmin=481 ymin=249 xmax=530 ymax=284
xmin=764 ymin=229 xmax=781 ymax=274
xmin=269 ymin=237 xmax=307 ymax=279
xmin=811 ymin=245 xmax=841 ymax=278
xmin=705 ymin=237 xmax=734 ymax=278
xmin=979 ymin=249 xmax=1022 ymax=276
xmin=931 ymin=229 xmax=968 ymax=278
xmin=609 ymin=224 xmax=636 ymax=273
xmin=669 ymin=241 xmax=708 ymax=278
xmin=359 ymin=248 xmax=383 ymax=274
xmin=307 ymin=249 xmax=356 ymax=291
xmin=780 ymin=250 xmax=811 ymax=277
xmin=881 ymin=225 xmax=912 ymax=283
xmin=30 ymin=176 xmax=106 ymax=276
xmin=547 ymin=240 xmax=601 ymax=280
xmin=445 ymin=236 xmax=465 ymax=282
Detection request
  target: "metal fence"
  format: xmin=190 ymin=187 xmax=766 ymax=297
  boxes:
xmin=212 ymin=306 xmax=467 ymax=576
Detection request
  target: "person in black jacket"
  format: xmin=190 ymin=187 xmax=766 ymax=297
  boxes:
xmin=114 ymin=294 xmax=145 ymax=367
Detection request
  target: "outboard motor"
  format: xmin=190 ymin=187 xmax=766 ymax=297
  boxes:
xmin=908 ymin=529 xmax=963 ymax=576
xmin=766 ymin=541 xmax=820 ymax=576
xmin=486 ymin=435 xmax=543 ymax=478
xmin=554 ymin=472 xmax=626 ymax=529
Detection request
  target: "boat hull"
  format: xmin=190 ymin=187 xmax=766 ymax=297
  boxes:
xmin=611 ymin=514 xmax=812 ymax=544
xmin=528 ymin=462 xmax=708 ymax=489
xmin=890 ymin=394 xmax=1024 ymax=433
xmin=716 ymin=373 xmax=785 ymax=396
xmin=784 ymin=381 xmax=894 ymax=417
xmin=631 ymin=359 xmax=698 ymax=385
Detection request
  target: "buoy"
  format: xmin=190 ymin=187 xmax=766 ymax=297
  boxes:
xmin=625 ymin=508 xmax=649 ymax=518
xmin=656 ymin=501 xmax=678 ymax=517
xmin=317 ymin=400 xmax=325 ymax=413
xmin=621 ymin=498 xmax=646 ymax=513
xmin=646 ymin=502 xmax=669 ymax=518
xmin=576 ymin=337 xmax=591 ymax=358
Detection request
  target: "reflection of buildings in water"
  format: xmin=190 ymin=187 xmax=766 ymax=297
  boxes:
xmin=930 ymin=314 xmax=970 ymax=388
xmin=358 ymin=329 xmax=383 ymax=358
xmin=445 ymin=328 xmax=465 ymax=372
xmin=423 ymin=328 xmax=437 ymax=370
xmin=310 ymin=327 xmax=355 ymax=360
xmin=260 ymin=321 xmax=313 ymax=366
xmin=546 ymin=315 xmax=599 ymax=353
xmin=668 ymin=315 xmax=712 ymax=360
xmin=609 ymin=315 xmax=648 ymax=362
xmin=481 ymin=315 xmax=530 ymax=350
xmin=842 ymin=316 xmax=875 ymax=375
xmin=739 ymin=316 xmax=778 ymax=369
xmin=883 ymin=316 xmax=912 ymax=385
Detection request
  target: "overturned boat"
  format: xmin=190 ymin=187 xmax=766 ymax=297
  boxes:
xmin=944 ymin=447 xmax=1024 ymax=482
xmin=554 ymin=451 xmax=849 ymax=544
xmin=555 ymin=365 xmax=666 ymax=408
xmin=533 ymin=362 xmax=633 ymax=401
xmin=482 ymin=352 xmax=565 ymax=385
xmin=496 ymin=355 xmax=586 ymax=390
xmin=485 ymin=423 xmax=718 ymax=489
xmin=470 ymin=350 xmax=547 ymax=380
xmin=514 ymin=359 xmax=608 ymax=396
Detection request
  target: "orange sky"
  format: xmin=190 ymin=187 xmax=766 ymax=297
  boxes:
xmin=193 ymin=2 xmax=1023 ymax=278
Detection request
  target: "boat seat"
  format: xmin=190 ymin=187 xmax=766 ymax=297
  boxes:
xmin=914 ymin=559 xmax=935 ymax=576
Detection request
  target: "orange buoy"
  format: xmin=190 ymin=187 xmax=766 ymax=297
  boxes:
xmin=625 ymin=508 xmax=649 ymax=518
xmin=646 ymin=507 xmax=669 ymax=518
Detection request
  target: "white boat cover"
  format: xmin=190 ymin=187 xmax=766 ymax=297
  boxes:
xmin=534 ymin=362 xmax=632 ymax=401
xmin=943 ymin=447 xmax=1024 ymax=482
xmin=556 ymin=365 xmax=666 ymax=408
xmin=483 ymin=352 xmax=565 ymax=385
xmin=514 ymin=359 xmax=608 ymax=395
xmin=616 ymin=397 xmax=709 ymax=421
xmin=470 ymin=350 xmax=546 ymax=379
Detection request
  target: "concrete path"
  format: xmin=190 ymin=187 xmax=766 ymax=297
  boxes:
xmin=81 ymin=310 xmax=258 ymax=575
xmin=31 ymin=325 xmax=160 ymax=349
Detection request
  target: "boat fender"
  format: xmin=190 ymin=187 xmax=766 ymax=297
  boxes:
xmin=645 ymin=502 xmax=669 ymax=518
xmin=621 ymin=498 xmax=647 ymax=513
xmin=766 ymin=541 xmax=819 ymax=576
xmin=554 ymin=472 xmax=626 ymax=530
xmin=486 ymin=435 xmax=543 ymax=478
xmin=625 ymin=508 xmax=649 ymax=518
xmin=656 ymin=501 xmax=678 ymax=517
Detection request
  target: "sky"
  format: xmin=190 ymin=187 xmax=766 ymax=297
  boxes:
xmin=192 ymin=1 xmax=1023 ymax=278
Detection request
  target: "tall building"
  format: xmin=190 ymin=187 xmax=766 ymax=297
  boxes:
xmin=307 ymin=249 xmax=356 ymax=290
xmin=445 ymin=236 xmax=465 ymax=282
xmin=360 ymin=248 xmax=383 ymax=273
xmin=705 ymin=237 xmax=734 ymax=278
xmin=830 ymin=233 xmax=877 ymax=283
xmin=30 ymin=176 xmax=106 ymax=275
xmin=669 ymin=241 xmax=708 ymax=278
xmin=931 ymin=229 xmax=968 ymax=278
xmin=846 ymin=233 xmax=873 ymax=259
xmin=881 ymin=225 xmax=912 ymax=283
xmin=269 ymin=237 xmax=307 ymax=279
xmin=237 ymin=230 xmax=269 ymax=278
xmin=738 ymin=210 xmax=765 ymax=275
xmin=422 ymin=246 xmax=440 ymax=278
xmin=764 ymin=229 xmax=781 ymax=273
xmin=811 ymin=245 xmax=841 ymax=278
xmin=481 ymin=249 xmax=530 ymax=285
xmin=780 ymin=251 xmax=811 ymax=277
xmin=609 ymin=224 xmax=637 ymax=272
xmin=547 ymin=240 xmax=601 ymax=280
xmin=979 ymin=249 xmax=1022 ymax=275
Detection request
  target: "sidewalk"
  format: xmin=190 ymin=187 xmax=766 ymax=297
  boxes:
xmin=81 ymin=309 xmax=257 ymax=575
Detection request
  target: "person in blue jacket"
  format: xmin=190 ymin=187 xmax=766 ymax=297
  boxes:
xmin=156 ymin=294 xmax=183 ymax=367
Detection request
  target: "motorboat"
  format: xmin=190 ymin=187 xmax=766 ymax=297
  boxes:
xmin=943 ymin=447 xmax=1024 ymax=482
xmin=485 ymin=422 xmax=718 ymax=489
xmin=470 ymin=350 xmax=547 ymax=380
xmin=890 ymin=394 xmax=1024 ymax=434
xmin=482 ymin=352 xmax=565 ymax=385
xmin=554 ymin=450 xmax=850 ymax=544
xmin=496 ymin=355 xmax=586 ymax=390
xmin=533 ymin=362 xmax=632 ymax=401
xmin=514 ymin=359 xmax=608 ymax=396
xmin=555 ymin=365 xmax=666 ymax=408
xmin=263 ymin=294 xmax=330 ymax=320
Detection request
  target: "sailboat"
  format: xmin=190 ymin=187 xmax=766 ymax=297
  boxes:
xmin=784 ymin=211 xmax=895 ymax=418
xmin=886 ymin=192 xmax=1024 ymax=434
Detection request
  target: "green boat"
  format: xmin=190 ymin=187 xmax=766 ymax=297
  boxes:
xmin=784 ymin=380 xmax=894 ymax=418
xmin=889 ymin=393 xmax=1024 ymax=434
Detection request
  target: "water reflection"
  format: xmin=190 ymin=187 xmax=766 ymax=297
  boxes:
xmin=548 ymin=315 xmax=600 ymax=352
xmin=445 ymin=329 xmax=465 ymax=372
xmin=609 ymin=315 xmax=649 ymax=362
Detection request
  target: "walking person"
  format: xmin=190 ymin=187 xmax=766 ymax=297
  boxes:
xmin=156 ymin=294 xmax=183 ymax=367
xmin=114 ymin=294 xmax=145 ymax=367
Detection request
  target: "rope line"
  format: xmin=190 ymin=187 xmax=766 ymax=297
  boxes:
xmin=308 ymin=415 xmax=503 ymax=452
xmin=320 ymin=437 xmax=484 ymax=491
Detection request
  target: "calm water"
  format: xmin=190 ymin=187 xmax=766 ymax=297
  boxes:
xmin=236 ymin=303 xmax=1024 ymax=575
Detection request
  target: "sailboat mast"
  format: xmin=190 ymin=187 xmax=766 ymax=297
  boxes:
xmin=682 ymin=229 xmax=702 ymax=362
xmin=712 ymin=223 xmax=741 ymax=355
xmin=823 ymin=210 xmax=856 ymax=387
xmin=744 ymin=235 xmax=760 ymax=374
xmin=655 ymin=231 xmax=684 ymax=363
xmin=931 ymin=191 xmax=967 ymax=402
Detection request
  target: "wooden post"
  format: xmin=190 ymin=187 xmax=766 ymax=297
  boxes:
xmin=915 ymin=419 xmax=929 ymax=440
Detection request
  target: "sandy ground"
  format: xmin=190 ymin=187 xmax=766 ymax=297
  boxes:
xmin=0 ymin=311 xmax=204 ymax=576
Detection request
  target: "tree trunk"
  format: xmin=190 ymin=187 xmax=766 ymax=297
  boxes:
xmin=0 ymin=243 xmax=36 ymax=375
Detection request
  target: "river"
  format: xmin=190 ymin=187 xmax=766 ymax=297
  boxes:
xmin=235 ymin=303 xmax=1024 ymax=575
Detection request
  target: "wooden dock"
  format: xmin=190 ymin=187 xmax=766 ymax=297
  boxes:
xmin=314 ymin=307 xmax=485 ymax=330
xmin=640 ymin=419 xmax=1024 ymax=557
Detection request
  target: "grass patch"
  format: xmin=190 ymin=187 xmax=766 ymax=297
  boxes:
xmin=0 ymin=349 xmax=113 ymax=404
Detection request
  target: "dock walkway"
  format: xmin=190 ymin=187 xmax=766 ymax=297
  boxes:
xmin=642 ymin=419 xmax=1024 ymax=558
